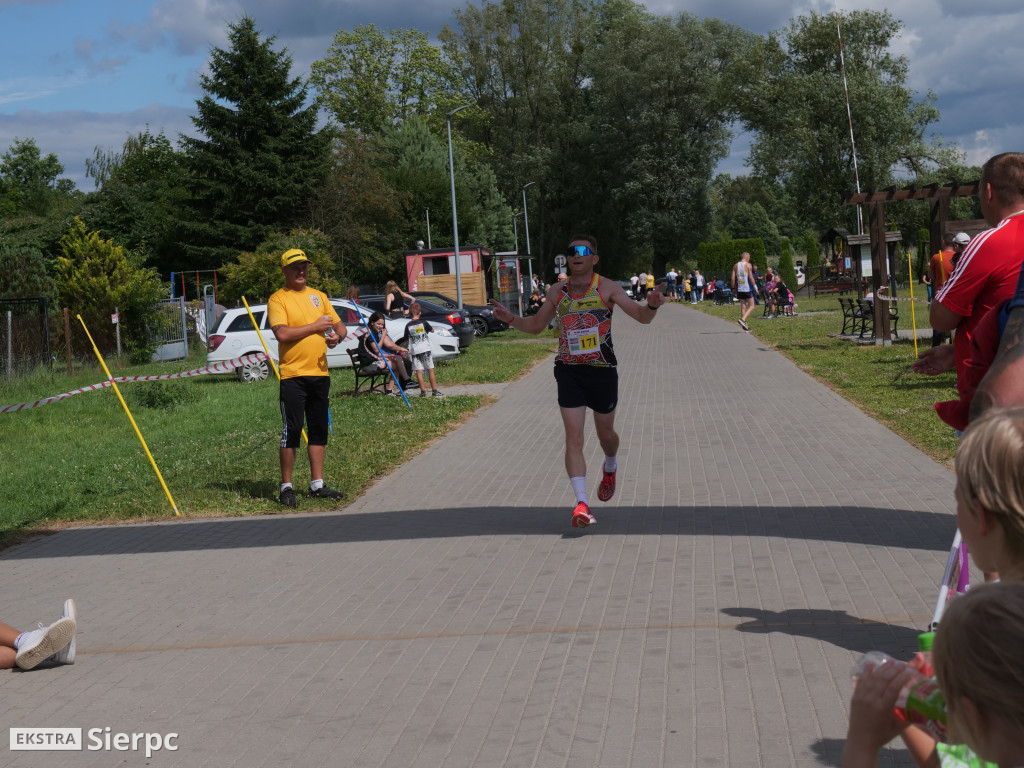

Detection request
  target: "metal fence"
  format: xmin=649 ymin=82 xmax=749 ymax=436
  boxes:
xmin=149 ymin=297 xmax=188 ymax=362
xmin=0 ymin=297 xmax=51 ymax=378
xmin=0 ymin=296 xmax=193 ymax=380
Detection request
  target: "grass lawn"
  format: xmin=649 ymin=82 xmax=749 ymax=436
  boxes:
xmin=0 ymin=331 xmax=556 ymax=545
xmin=689 ymin=294 xmax=960 ymax=466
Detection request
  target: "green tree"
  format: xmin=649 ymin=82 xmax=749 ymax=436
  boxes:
xmin=83 ymin=128 xmax=188 ymax=275
xmin=442 ymin=0 xmax=757 ymax=277
xmin=804 ymin=231 xmax=820 ymax=277
xmin=380 ymin=116 xmax=513 ymax=257
xmin=219 ymin=229 xmax=342 ymax=304
xmin=0 ymin=137 xmax=76 ymax=216
xmin=180 ymin=15 xmax=333 ymax=269
xmin=440 ymin=0 xmax=597 ymax=271
xmin=578 ymin=6 xmax=757 ymax=275
xmin=0 ymin=244 xmax=56 ymax=299
xmin=311 ymin=25 xmax=461 ymax=135
xmin=743 ymin=10 xmax=960 ymax=232
xmin=55 ymin=218 xmax=165 ymax=357
xmin=711 ymin=174 xmax=775 ymax=236
xmin=778 ymin=238 xmax=798 ymax=289
xmin=305 ymin=133 xmax=409 ymax=284
xmin=729 ymin=202 xmax=781 ymax=253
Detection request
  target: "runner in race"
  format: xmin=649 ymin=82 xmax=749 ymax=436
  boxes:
xmin=732 ymin=251 xmax=756 ymax=331
xmin=490 ymin=234 xmax=665 ymax=528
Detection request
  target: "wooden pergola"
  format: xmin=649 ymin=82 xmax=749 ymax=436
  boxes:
xmin=841 ymin=181 xmax=983 ymax=345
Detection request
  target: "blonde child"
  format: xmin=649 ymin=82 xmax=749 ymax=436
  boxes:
xmin=844 ymin=583 xmax=1024 ymax=767
xmin=402 ymin=302 xmax=445 ymax=398
xmin=843 ymin=405 xmax=1024 ymax=767
xmin=952 ymin=404 xmax=1024 ymax=582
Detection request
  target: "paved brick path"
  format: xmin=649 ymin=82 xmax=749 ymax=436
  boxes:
xmin=1 ymin=303 xmax=958 ymax=766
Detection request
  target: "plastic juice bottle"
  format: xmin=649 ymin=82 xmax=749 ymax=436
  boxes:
xmin=914 ymin=632 xmax=935 ymax=678
xmin=851 ymin=651 xmax=947 ymax=742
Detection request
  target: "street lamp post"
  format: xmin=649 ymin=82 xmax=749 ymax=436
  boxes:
xmin=513 ymin=211 xmax=524 ymax=254
xmin=521 ymin=182 xmax=536 ymax=301
xmin=447 ymin=105 xmax=472 ymax=309
xmin=425 ymin=207 xmax=431 ymax=249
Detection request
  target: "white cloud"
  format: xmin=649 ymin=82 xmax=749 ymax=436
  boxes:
xmin=0 ymin=105 xmax=197 ymax=190
xmin=955 ymin=126 xmax=1024 ymax=168
xmin=0 ymin=74 xmax=89 ymax=107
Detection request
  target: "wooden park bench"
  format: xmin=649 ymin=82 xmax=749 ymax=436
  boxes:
xmin=852 ymin=299 xmax=900 ymax=341
xmin=838 ymin=297 xmax=858 ymax=335
xmin=346 ymin=348 xmax=389 ymax=395
xmin=814 ymin=280 xmax=856 ymax=297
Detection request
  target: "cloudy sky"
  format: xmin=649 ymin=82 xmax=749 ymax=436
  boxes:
xmin=2 ymin=0 xmax=1021 ymax=191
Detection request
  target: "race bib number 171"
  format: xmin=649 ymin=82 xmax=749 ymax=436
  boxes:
xmin=566 ymin=327 xmax=599 ymax=355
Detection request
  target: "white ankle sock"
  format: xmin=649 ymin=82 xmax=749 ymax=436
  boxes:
xmin=570 ymin=477 xmax=588 ymax=504
xmin=280 ymin=483 xmax=293 ymax=493
xmin=603 ymin=455 xmax=617 ymax=473
xmin=310 ymin=479 xmax=324 ymax=492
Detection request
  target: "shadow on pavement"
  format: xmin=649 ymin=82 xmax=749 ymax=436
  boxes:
xmin=810 ymin=738 xmax=910 ymax=768
xmin=1 ymin=504 xmax=956 ymax=560
xmin=720 ymin=607 xmax=924 ymax=656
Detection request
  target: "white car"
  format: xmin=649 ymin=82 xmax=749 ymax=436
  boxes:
xmin=207 ymin=299 xmax=461 ymax=382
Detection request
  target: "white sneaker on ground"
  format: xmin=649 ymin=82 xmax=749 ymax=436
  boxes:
xmin=53 ymin=599 xmax=77 ymax=664
xmin=15 ymin=617 xmax=76 ymax=670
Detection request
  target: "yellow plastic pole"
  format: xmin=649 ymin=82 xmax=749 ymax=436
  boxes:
xmin=907 ymin=250 xmax=918 ymax=358
xmin=240 ymin=296 xmax=307 ymax=445
xmin=76 ymin=315 xmax=180 ymax=517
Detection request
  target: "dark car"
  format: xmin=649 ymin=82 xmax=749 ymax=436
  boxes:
xmin=361 ymin=295 xmax=475 ymax=349
xmin=410 ymin=291 xmax=508 ymax=337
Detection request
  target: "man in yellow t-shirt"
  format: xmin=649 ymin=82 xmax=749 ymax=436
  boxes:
xmin=268 ymin=248 xmax=347 ymax=507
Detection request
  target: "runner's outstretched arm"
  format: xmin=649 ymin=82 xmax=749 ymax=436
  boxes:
xmin=491 ymin=284 xmax=560 ymax=335
xmin=602 ymin=278 xmax=663 ymax=322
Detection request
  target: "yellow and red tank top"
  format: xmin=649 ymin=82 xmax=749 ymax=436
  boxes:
xmin=555 ymin=274 xmax=616 ymax=367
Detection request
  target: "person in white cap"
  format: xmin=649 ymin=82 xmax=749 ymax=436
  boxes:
xmin=951 ymin=231 xmax=971 ymax=270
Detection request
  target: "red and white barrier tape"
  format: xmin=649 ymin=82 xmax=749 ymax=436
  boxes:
xmin=0 ymin=353 xmax=269 ymax=413
xmin=876 ymin=289 xmax=928 ymax=303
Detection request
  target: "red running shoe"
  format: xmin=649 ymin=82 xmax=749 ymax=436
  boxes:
xmin=597 ymin=468 xmax=616 ymax=502
xmin=571 ymin=501 xmax=596 ymax=528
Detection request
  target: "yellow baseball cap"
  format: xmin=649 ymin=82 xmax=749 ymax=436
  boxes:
xmin=281 ymin=249 xmax=308 ymax=268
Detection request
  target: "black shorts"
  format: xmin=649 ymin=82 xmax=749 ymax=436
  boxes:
xmin=280 ymin=376 xmax=331 ymax=448
xmin=554 ymin=363 xmax=618 ymax=414
xmin=736 ymin=291 xmax=752 ymax=300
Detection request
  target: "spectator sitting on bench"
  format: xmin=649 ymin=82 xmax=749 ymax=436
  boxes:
xmin=770 ymin=276 xmax=793 ymax=317
xmin=358 ymin=312 xmax=410 ymax=396
xmin=764 ymin=271 xmax=777 ymax=315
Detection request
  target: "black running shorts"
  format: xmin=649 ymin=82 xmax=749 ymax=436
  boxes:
xmin=280 ymin=376 xmax=331 ymax=448
xmin=554 ymin=362 xmax=618 ymax=414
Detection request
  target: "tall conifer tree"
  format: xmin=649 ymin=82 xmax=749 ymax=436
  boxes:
xmin=180 ymin=16 xmax=332 ymax=269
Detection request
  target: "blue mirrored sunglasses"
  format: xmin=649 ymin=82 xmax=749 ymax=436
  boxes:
xmin=568 ymin=244 xmax=593 ymax=257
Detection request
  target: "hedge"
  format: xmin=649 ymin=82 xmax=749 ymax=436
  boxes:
xmin=696 ymin=238 xmax=767 ymax=280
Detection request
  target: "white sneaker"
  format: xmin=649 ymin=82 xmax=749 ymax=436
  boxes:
xmin=52 ymin=599 xmax=77 ymax=664
xmin=15 ymin=617 xmax=76 ymax=670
